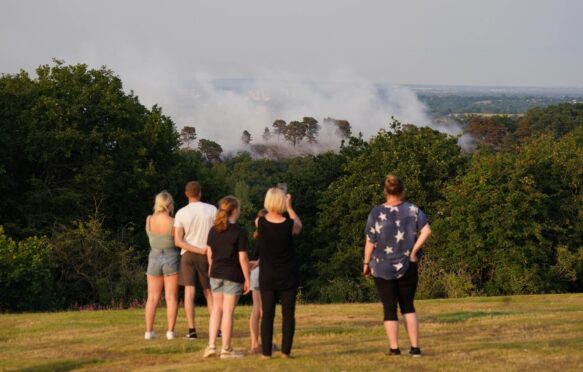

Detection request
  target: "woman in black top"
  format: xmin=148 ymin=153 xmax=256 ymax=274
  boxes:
xmin=257 ymin=187 xmax=302 ymax=358
xmin=204 ymin=196 xmax=250 ymax=359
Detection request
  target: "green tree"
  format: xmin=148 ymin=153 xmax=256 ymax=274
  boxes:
xmin=198 ymin=138 xmax=223 ymax=162
xmin=180 ymin=126 xmax=197 ymax=148
xmin=241 ymin=130 xmax=252 ymax=145
xmin=432 ymin=128 xmax=583 ymax=295
xmin=0 ymin=61 xmax=180 ymax=238
xmin=272 ymin=120 xmax=287 ymax=142
xmin=312 ymin=119 xmax=467 ymax=301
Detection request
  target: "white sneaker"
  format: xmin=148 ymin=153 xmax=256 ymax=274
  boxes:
xmin=144 ymin=331 xmax=157 ymax=340
xmin=203 ymin=345 xmax=217 ymax=358
xmin=166 ymin=331 xmax=176 ymax=340
xmin=220 ymin=348 xmax=244 ymax=359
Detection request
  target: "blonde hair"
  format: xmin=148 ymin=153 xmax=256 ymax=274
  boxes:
xmin=384 ymin=174 xmax=404 ymax=196
xmin=153 ymin=191 xmax=174 ymax=215
xmin=214 ymin=196 xmax=240 ymax=232
xmin=264 ymin=187 xmax=286 ymax=214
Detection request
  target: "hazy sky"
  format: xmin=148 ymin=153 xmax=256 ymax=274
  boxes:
xmin=1 ymin=0 xmax=582 ymax=88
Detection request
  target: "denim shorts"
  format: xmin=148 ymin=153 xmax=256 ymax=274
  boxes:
xmin=250 ymin=267 xmax=260 ymax=291
xmin=210 ymin=277 xmax=243 ymax=295
xmin=147 ymin=249 xmax=180 ymax=276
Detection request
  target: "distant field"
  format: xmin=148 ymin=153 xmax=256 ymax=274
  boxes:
xmin=1 ymin=294 xmax=583 ymax=371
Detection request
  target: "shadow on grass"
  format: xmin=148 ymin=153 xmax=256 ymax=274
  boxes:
xmin=17 ymin=358 xmax=102 ymax=372
xmin=425 ymin=311 xmax=513 ymax=323
xmin=143 ymin=342 xmax=204 ymax=355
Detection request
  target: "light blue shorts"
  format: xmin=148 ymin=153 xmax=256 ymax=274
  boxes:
xmin=210 ymin=278 xmax=243 ymax=295
xmin=250 ymin=267 xmax=260 ymax=291
xmin=147 ymin=249 xmax=180 ymax=276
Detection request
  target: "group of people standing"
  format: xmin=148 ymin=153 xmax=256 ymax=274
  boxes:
xmin=144 ymin=181 xmax=301 ymax=359
xmin=144 ymin=174 xmax=430 ymax=359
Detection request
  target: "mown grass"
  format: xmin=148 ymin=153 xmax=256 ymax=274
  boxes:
xmin=1 ymin=294 xmax=583 ymax=371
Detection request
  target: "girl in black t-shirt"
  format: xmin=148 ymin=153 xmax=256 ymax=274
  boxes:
xmin=203 ymin=196 xmax=251 ymax=359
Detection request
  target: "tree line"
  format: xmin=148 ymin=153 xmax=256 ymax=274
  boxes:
xmin=1 ymin=62 xmax=581 ymax=311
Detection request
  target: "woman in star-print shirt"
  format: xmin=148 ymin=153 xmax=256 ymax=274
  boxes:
xmin=363 ymin=174 xmax=431 ymax=357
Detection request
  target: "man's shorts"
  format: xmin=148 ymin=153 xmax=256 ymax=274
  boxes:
xmin=147 ymin=249 xmax=180 ymax=276
xmin=210 ymin=277 xmax=243 ymax=296
xmin=179 ymin=252 xmax=210 ymax=290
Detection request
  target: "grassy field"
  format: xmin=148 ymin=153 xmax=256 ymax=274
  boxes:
xmin=1 ymin=294 xmax=583 ymax=371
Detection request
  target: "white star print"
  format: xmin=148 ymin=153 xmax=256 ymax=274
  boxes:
xmin=369 ymin=227 xmax=376 ymax=234
xmin=393 ymin=262 xmax=404 ymax=271
xmin=379 ymin=212 xmax=387 ymax=221
xmin=395 ymin=220 xmax=400 ymax=227
xmin=375 ymin=222 xmax=383 ymax=234
xmin=388 ymin=205 xmax=399 ymax=213
xmin=409 ymin=205 xmax=418 ymax=214
xmin=395 ymin=230 xmax=405 ymax=243
xmin=384 ymin=246 xmax=393 ymax=255
xmin=404 ymin=250 xmax=410 ymax=256
xmin=375 ymin=257 xmax=380 ymax=263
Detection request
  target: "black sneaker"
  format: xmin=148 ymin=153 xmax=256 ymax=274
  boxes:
xmin=217 ymin=330 xmax=222 ymax=338
xmin=386 ymin=348 xmax=401 ymax=356
xmin=409 ymin=347 xmax=422 ymax=357
xmin=184 ymin=330 xmax=198 ymax=339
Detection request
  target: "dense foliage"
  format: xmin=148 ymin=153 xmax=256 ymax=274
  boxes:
xmin=1 ymin=62 xmax=581 ymax=311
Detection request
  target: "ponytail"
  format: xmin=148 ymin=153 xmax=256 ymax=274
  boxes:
xmin=214 ymin=196 xmax=240 ymax=232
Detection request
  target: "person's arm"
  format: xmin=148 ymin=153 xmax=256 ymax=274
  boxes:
xmin=363 ymin=239 xmax=374 ymax=276
xmin=174 ymin=227 xmax=208 ymax=255
xmin=410 ymin=224 xmax=431 ymax=262
xmin=239 ymin=251 xmax=251 ymax=295
xmin=285 ymin=194 xmax=302 ymax=235
xmin=207 ymin=245 xmax=213 ymax=277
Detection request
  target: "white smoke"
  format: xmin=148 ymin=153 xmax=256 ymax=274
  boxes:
xmin=122 ymin=68 xmax=463 ymax=154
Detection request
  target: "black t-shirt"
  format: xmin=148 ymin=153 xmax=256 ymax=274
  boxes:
xmin=257 ymin=217 xmax=298 ymax=290
xmin=208 ymin=223 xmax=249 ymax=283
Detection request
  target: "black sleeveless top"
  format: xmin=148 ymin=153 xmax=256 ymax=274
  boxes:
xmin=257 ymin=217 xmax=299 ymax=290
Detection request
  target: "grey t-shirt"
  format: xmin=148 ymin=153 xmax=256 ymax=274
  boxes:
xmin=365 ymin=202 xmax=429 ymax=280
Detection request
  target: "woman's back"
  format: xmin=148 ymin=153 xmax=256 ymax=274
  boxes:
xmin=257 ymin=217 xmax=298 ymax=290
xmin=146 ymin=214 xmax=175 ymax=250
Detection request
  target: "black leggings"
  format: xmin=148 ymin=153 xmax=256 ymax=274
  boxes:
xmin=260 ymin=287 xmax=297 ymax=356
xmin=374 ymin=262 xmax=418 ymax=321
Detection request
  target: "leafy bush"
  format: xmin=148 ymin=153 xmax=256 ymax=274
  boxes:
xmin=50 ymin=218 xmax=146 ymax=307
xmin=0 ymin=226 xmax=57 ymax=311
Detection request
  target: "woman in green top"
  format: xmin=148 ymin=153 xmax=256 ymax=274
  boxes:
xmin=144 ymin=191 xmax=180 ymax=340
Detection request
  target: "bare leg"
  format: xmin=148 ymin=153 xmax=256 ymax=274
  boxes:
xmin=221 ymin=294 xmax=240 ymax=351
xmin=164 ymin=274 xmax=179 ymax=332
xmin=249 ymin=290 xmax=262 ymax=351
xmin=204 ymin=288 xmax=213 ymax=315
xmin=383 ymin=320 xmax=399 ymax=349
xmin=184 ymin=285 xmax=196 ymax=329
xmin=145 ymin=275 xmax=164 ymax=332
xmin=403 ymin=313 xmax=419 ymax=347
xmin=208 ymin=292 xmax=223 ymax=347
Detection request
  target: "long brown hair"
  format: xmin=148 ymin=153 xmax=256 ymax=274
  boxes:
xmin=252 ymin=208 xmax=268 ymax=240
xmin=214 ymin=196 xmax=240 ymax=232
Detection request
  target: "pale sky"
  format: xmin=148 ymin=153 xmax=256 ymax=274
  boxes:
xmin=1 ymin=0 xmax=582 ymax=88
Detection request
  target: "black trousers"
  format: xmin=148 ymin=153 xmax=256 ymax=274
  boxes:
xmin=374 ymin=262 xmax=418 ymax=321
xmin=260 ymin=287 xmax=297 ymax=356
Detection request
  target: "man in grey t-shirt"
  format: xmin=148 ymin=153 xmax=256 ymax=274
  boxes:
xmin=174 ymin=181 xmax=217 ymax=339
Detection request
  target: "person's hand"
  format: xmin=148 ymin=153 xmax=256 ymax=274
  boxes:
xmin=410 ymin=253 xmax=418 ymax=263
xmin=363 ymin=263 xmax=371 ymax=277
xmin=285 ymin=193 xmax=292 ymax=206
xmin=243 ymin=280 xmax=250 ymax=295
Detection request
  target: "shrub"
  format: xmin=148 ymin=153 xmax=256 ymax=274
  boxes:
xmin=0 ymin=226 xmax=57 ymax=311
